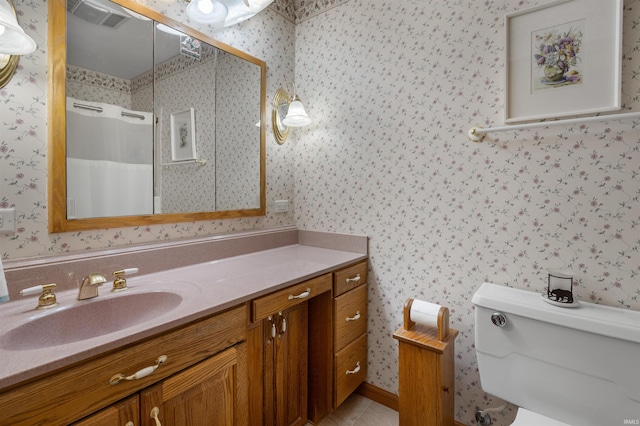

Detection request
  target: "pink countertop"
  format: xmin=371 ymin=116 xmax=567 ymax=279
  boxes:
xmin=0 ymin=244 xmax=366 ymax=390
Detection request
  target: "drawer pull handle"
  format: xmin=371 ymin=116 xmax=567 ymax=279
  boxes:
xmin=125 ymin=422 xmax=134 ymax=426
xmin=345 ymin=274 xmax=361 ymax=283
xmin=109 ymin=355 xmax=168 ymax=385
xmin=150 ymin=407 xmax=162 ymax=426
xmin=271 ymin=316 xmax=277 ymax=339
xmin=346 ymin=361 xmax=361 ymax=375
xmin=288 ymin=288 xmax=311 ymax=300
xmin=346 ymin=311 xmax=361 ymax=322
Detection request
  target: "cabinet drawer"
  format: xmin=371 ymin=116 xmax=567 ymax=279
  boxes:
xmin=251 ymin=273 xmax=332 ymax=322
xmin=334 ymin=284 xmax=368 ymax=352
xmin=334 ymin=333 xmax=367 ymax=408
xmin=71 ymin=394 xmax=139 ymax=425
xmin=333 ymin=261 xmax=367 ymax=296
xmin=0 ymin=304 xmax=247 ymax=426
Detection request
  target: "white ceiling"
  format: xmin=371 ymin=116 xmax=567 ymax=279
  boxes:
xmin=66 ymin=0 xmax=185 ymax=80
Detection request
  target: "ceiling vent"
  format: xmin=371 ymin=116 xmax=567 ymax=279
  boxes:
xmin=67 ymin=0 xmax=129 ymax=29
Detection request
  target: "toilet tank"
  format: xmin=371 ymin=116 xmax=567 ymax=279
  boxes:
xmin=472 ymin=282 xmax=640 ymax=426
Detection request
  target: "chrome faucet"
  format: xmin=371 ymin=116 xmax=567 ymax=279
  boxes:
xmin=77 ymin=273 xmax=107 ymax=300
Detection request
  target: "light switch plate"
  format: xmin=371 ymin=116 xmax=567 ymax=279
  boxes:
xmin=0 ymin=208 xmax=15 ymax=234
xmin=274 ymin=200 xmax=289 ymax=213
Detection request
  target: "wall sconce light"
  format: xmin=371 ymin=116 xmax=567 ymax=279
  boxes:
xmin=271 ymin=83 xmax=311 ymax=145
xmin=184 ymin=0 xmax=273 ymax=26
xmin=0 ymin=0 xmax=36 ymax=89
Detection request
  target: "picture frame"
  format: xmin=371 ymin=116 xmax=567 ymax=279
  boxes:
xmin=504 ymin=0 xmax=623 ymax=123
xmin=170 ymin=108 xmax=197 ymax=161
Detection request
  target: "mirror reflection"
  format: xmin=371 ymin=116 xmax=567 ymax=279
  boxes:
xmin=52 ymin=0 xmax=265 ymax=230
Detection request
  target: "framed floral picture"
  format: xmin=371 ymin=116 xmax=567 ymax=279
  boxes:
xmin=170 ymin=108 xmax=197 ymax=161
xmin=505 ymin=0 xmax=623 ymax=123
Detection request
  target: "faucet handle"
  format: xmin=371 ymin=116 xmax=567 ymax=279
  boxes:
xmin=20 ymin=283 xmax=58 ymax=310
xmin=111 ymin=267 xmax=139 ymax=292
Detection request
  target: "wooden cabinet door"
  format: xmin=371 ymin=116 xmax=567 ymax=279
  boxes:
xmin=72 ymin=395 xmax=139 ymax=426
xmin=140 ymin=344 xmax=247 ymax=426
xmin=263 ymin=303 xmax=308 ymax=426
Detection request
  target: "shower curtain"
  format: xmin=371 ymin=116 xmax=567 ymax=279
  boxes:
xmin=66 ymin=97 xmax=153 ymax=219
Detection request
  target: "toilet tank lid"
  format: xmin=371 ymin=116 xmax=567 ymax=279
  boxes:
xmin=472 ymin=283 xmax=640 ymax=344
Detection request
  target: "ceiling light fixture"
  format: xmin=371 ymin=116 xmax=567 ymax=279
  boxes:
xmin=184 ymin=0 xmax=274 ymax=27
xmin=156 ymin=23 xmax=186 ymax=36
xmin=222 ymin=0 xmax=255 ymax=26
xmin=185 ymin=0 xmax=228 ymax=25
xmin=243 ymin=0 xmax=273 ymax=13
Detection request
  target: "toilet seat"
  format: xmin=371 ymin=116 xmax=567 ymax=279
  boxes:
xmin=511 ymin=408 xmax=572 ymax=426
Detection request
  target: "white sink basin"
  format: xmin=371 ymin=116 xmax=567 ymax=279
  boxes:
xmin=0 ymin=291 xmax=182 ymax=350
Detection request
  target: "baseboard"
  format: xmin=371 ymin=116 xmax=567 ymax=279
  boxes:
xmin=356 ymin=382 xmax=465 ymax=426
xmin=356 ymin=382 xmax=399 ymax=412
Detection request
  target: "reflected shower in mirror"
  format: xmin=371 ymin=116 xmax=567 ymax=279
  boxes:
xmin=49 ymin=0 xmax=266 ymax=232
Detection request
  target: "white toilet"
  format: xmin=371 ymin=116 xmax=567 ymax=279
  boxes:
xmin=472 ymin=282 xmax=640 ymax=426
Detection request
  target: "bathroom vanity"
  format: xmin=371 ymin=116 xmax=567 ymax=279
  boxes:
xmin=0 ymin=229 xmax=368 ymax=425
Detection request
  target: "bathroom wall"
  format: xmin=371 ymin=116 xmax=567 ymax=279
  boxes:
xmin=216 ymin=51 xmax=263 ymax=211
xmin=294 ymin=0 xmax=640 ymax=425
xmin=154 ymin=46 xmax=219 ymax=213
xmin=3 ymin=0 xmax=639 ymax=424
xmin=0 ymin=0 xmax=296 ymax=259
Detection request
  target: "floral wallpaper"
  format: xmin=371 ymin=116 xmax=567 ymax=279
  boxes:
xmin=0 ymin=0 xmax=295 ymax=258
xmin=2 ymin=0 xmax=640 ymax=425
xmin=294 ymin=0 xmax=640 ymax=425
xmin=67 ymin=65 xmax=133 ymax=109
xmin=216 ymin=51 xmax=262 ymax=211
xmin=155 ymin=47 xmax=218 ymax=213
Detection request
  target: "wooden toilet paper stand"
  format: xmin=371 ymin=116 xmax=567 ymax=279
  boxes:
xmin=393 ymin=298 xmax=459 ymax=426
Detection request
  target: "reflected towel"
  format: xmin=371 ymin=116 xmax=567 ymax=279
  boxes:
xmin=67 ymin=158 xmax=153 ymax=219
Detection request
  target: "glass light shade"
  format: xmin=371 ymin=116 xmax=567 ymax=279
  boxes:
xmin=243 ymin=0 xmax=274 ymax=12
xmin=0 ymin=0 xmax=36 ymax=55
xmin=282 ymin=98 xmax=311 ymax=127
xmin=186 ymin=0 xmax=228 ymax=25
xmin=156 ymin=23 xmax=186 ymax=36
xmin=223 ymin=0 xmax=255 ymax=27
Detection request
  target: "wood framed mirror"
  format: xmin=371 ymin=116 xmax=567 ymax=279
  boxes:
xmin=48 ymin=0 xmax=266 ymax=233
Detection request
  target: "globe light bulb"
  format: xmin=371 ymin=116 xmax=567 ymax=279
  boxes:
xmin=198 ymin=0 xmax=214 ymax=14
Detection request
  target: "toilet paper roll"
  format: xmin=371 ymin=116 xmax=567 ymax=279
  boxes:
xmin=410 ymin=299 xmax=443 ymax=328
xmin=404 ymin=298 xmax=449 ymax=340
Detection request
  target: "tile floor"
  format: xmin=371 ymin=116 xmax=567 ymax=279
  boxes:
xmin=306 ymin=394 xmax=399 ymax=426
